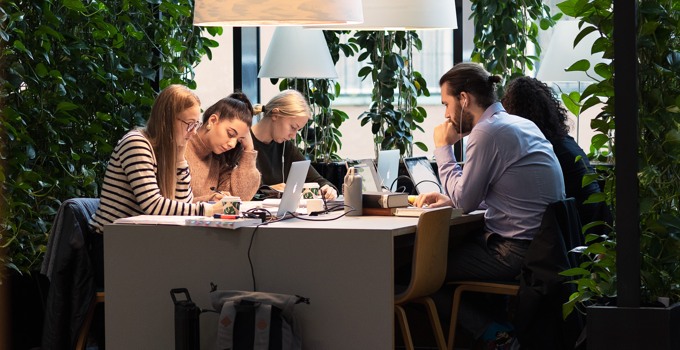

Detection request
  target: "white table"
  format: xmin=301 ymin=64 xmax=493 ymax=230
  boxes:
xmin=104 ymin=212 xmax=483 ymax=349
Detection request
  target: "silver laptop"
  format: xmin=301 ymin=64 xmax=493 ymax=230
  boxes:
xmin=378 ymin=149 xmax=400 ymax=191
xmin=277 ymin=160 xmax=311 ymax=217
xmin=404 ymin=156 xmax=443 ymax=194
xmin=353 ymin=160 xmax=382 ymax=192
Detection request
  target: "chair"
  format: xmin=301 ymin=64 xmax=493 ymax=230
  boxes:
xmin=394 ymin=206 xmax=453 ymax=350
xmin=447 ymin=281 xmax=519 ymax=349
xmin=446 ymin=198 xmax=583 ymax=350
xmin=40 ymin=198 xmax=103 ymax=350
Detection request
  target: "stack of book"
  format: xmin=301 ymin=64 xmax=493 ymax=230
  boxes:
xmin=361 ymin=192 xmax=409 ymax=216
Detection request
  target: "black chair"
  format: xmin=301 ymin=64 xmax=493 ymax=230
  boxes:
xmin=447 ymin=198 xmax=584 ymax=350
xmin=40 ymin=198 xmax=103 ymax=350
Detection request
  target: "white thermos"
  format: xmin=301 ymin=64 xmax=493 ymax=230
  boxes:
xmin=343 ymin=167 xmax=363 ymax=216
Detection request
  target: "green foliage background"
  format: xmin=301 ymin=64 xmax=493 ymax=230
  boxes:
xmin=0 ymin=0 xmax=220 ymax=275
xmin=556 ymin=0 xmax=680 ymax=315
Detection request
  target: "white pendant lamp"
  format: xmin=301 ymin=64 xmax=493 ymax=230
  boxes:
xmin=536 ymin=20 xmax=610 ymax=82
xmin=258 ymin=27 xmax=338 ymax=79
xmin=309 ymin=0 xmax=457 ymax=30
xmin=193 ymin=0 xmax=364 ymax=27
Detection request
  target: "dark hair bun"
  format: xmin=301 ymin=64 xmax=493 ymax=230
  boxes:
xmin=228 ymin=91 xmax=254 ymax=115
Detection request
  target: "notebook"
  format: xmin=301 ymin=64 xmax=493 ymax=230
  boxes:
xmin=276 ymin=160 xmax=311 ymax=218
xmin=404 ymin=156 xmax=443 ymax=194
xmin=378 ymin=149 xmax=400 ymax=191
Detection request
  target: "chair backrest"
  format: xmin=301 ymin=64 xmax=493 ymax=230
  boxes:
xmin=395 ymin=206 xmax=453 ymax=304
xmin=40 ymin=198 xmax=101 ymax=349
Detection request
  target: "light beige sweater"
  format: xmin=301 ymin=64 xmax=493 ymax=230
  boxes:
xmin=186 ymin=135 xmax=261 ymax=202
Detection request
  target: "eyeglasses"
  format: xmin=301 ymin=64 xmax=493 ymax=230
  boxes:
xmin=177 ymin=118 xmax=203 ymax=133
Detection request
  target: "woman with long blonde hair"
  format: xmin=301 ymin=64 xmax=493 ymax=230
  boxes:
xmin=90 ymin=84 xmax=227 ymax=233
xmin=251 ymin=90 xmax=337 ymax=199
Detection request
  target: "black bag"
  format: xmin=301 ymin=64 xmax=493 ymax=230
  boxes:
xmin=210 ymin=290 xmax=309 ymax=350
xmin=171 ymin=288 xmax=202 ymax=350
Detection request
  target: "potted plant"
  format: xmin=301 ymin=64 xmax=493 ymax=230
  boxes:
xmin=470 ymin=0 xmax=559 ymax=89
xmin=554 ymin=0 xmax=680 ymax=348
xmin=353 ymin=30 xmax=430 ymax=157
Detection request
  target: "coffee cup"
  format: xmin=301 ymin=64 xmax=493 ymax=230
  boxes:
xmin=301 ymin=182 xmax=321 ymax=199
xmin=220 ymin=196 xmax=242 ymax=215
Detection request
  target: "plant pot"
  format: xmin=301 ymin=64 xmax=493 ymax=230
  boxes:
xmin=587 ymin=302 xmax=680 ymax=350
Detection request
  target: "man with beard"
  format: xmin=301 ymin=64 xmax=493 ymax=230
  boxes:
xmin=414 ymin=63 xmax=565 ymax=349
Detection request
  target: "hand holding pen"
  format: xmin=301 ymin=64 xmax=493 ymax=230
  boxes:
xmin=209 ymin=187 xmax=231 ymax=201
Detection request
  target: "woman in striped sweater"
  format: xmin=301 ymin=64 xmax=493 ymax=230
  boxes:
xmin=89 ymin=85 xmax=227 ymax=233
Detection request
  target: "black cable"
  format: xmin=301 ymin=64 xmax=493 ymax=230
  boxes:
xmin=414 ymin=179 xmax=443 ymax=194
xmin=287 ymin=206 xmax=357 ymax=221
xmin=389 ymin=175 xmax=415 ymax=194
xmin=246 ymin=205 xmax=356 ymax=291
xmin=246 ymin=208 xmax=278 ymax=292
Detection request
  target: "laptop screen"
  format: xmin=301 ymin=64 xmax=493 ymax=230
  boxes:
xmin=377 ymin=149 xmax=400 ymax=192
xmin=354 ymin=161 xmax=381 ymax=192
xmin=277 ymin=160 xmax=311 ymax=217
xmin=403 ymin=157 xmax=443 ymax=194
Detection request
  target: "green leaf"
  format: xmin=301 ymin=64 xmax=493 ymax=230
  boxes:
xmin=559 ymin=267 xmax=591 ymax=277
xmin=593 ymin=63 xmax=612 ymax=80
xmin=56 ymin=102 xmax=79 ymax=112
xmin=565 ymin=59 xmax=591 ymax=72
xmin=583 ymin=192 xmax=606 ymax=205
xmin=561 ymin=92 xmax=581 ymax=116
xmin=573 ymin=26 xmax=597 ymax=47
xmin=63 ymin=0 xmax=87 ymax=12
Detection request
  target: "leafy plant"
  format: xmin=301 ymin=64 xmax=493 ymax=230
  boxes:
xmin=470 ymin=0 xmax=560 ymax=85
xmin=0 ymin=0 xmax=220 ymax=276
xmin=354 ymin=30 xmax=429 ymax=157
xmin=558 ymin=0 xmax=680 ymax=316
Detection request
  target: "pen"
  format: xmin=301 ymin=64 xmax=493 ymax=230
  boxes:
xmin=213 ymin=214 xmax=239 ymax=220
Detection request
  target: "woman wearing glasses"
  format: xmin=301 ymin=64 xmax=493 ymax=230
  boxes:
xmin=89 ymin=84 xmax=228 ymax=233
xmin=185 ymin=92 xmax=261 ymax=202
xmin=251 ymin=89 xmax=338 ymax=200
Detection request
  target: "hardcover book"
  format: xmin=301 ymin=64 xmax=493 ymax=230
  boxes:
xmin=362 ymin=191 xmax=409 ymax=208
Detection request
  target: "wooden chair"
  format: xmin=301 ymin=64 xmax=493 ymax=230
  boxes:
xmin=446 ymin=198 xmax=583 ymax=350
xmin=394 ymin=206 xmax=453 ymax=350
xmin=75 ymin=291 xmax=105 ymax=350
xmin=446 ymin=281 xmax=519 ymax=350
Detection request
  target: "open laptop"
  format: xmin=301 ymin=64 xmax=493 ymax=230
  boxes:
xmin=276 ymin=160 xmax=311 ymax=217
xmin=351 ymin=160 xmax=382 ymax=192
xmin=404 ymin=156 xmax=443 ymax=194
xmin=377 ymin=149 xmax=400 ymax=192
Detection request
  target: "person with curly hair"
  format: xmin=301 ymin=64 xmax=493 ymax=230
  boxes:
xmin=502 ymin=76 xmax=610 ymax=234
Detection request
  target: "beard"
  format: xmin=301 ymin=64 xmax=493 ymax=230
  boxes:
xmin=450 ymin=107 xmax=474 ymax=135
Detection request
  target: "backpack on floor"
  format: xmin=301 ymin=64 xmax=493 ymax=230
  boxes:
xmin=210 ymin=290 xmax=309 ymax=350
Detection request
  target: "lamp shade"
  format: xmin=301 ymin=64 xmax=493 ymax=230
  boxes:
xmin=193 ymin=0 xmax=363 ymax=27
xmin=536 ymin=20 xmax=609 ymax=82
xmin=258 ymin=27 xmax=338 ymax=79
xmin=309 ymin=0 xmax=457 ymax=30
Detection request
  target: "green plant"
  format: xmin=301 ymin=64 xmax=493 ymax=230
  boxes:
xmin=0 ymin=0 xmax=220 ymax=276
xmin=558 ymin=0 xmax=680 ymax=316
xmin=354 ymin=30 xmax=429 ymax=157
xmin=470 ymin=0 xmax=560 ymax=85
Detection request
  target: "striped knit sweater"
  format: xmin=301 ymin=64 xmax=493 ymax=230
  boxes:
xmin=89 ymin=130 xmax=205 ymax=233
